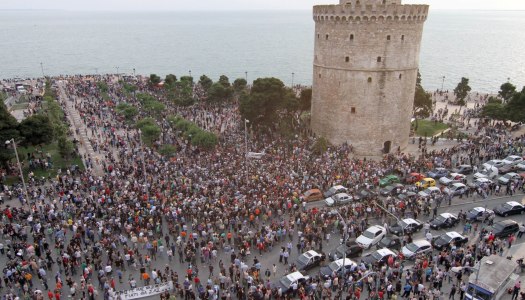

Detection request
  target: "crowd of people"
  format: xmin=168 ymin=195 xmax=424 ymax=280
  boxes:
xmin=0 ymin=75 xmax=524 ymax=300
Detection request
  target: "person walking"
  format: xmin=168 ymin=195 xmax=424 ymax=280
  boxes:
xmin=511 ymin=281 xmax=521 ymax=300
xmin=449 ymin=284 xmax=457 ymax=300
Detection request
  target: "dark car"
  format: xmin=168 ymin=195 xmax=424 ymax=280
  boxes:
xmin=379 ymin=183 xmax=404 ymax=197
xmin=361 ymin=248 xmax=397 ymax=268
xmin=354 ymin=189 xmax=378 ymax=201
xmin=452 ymin=165 xmax=473 ymax=175
xmin=323 ymin=185 xmax=348 ymax=198
xmin=466 ymin=207 xmax=495 ymax=222
xmin=493 ymin=201 xmax=525 ymax=217
xmin=498 ymin=163 xmax=518 ymax=175
xmin=427 ymin=168 xmax=449 ymax=179
xmin=430 ymin=213 xmax=459 ymax=230
xmin=328 ymin=242 xmax=363 ymax=261
xmin=490 ymin=220 xmax=519 ymax=239
xmin=295 ymin=250 xmax=325 ymax=271
xmin=432 ymin=231 xmax=468 ymax=251
xmin=389 ymin=218 xmax=423 ymax=236
xmin=376 ymin=235 xmax=402 ymax=251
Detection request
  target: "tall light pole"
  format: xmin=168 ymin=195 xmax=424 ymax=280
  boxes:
xmin=291 ymin=72 xmax=295 ymax=88
xmin=189 ymin=70 xmax=192 ymax=78
xmin=5 ymin=139 xmax=29 ymax=205
xmin=334 ymin=210 xmax=348 ymax=300
xmin=95 ymin=68 xmax=98 ymax=75
xmin=375 ymin=201 xmax=404 ymax=238
xmin=245 ymin=71 xmax=248 ymax=83
xmin=116 ymin=66 xmax=120 ymax=80
xmin=40 ymin=62 xmax=45 ymax=78
xmin=244 ymin=119 xmax=249 ymax=180
xmin=441 ymin=76 xmax=445 ymax=92
xmin=138 ymin=129 xmax=148 ymax=201
xmin=133 ymin=68 xmax=136 ymax=77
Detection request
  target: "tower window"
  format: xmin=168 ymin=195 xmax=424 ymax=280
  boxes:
xmin=367 ymin=77 xmax=372 ymax=83
xmin=317 ymin=33 xmax=320 ymax=39
xmin=351 ymin=107 xmax=356 ymax=114
xmin=387 ymin=35 xmax=391 ymax=40
xmin=345 ymin=56 xmax=350 ymax=62
xmin=377 ymin=56 xmax=382 ymax=62
xmin=399 ymin=74 xmax=402 ymax=79
xmin=319 ymin=73 xmax=322 ymax=78
xmin=401 ymin=35 xmax=405 ymax=41
xmin=350 ymin=34 xmax=354 ymax=41
xmin=325 ymin=34 xmax=329 ymax=40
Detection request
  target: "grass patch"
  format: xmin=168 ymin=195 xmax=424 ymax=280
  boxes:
xmin=414 ymin=119 xmax=449 ymax=137
xmin=4 ymin=142 xmax=84 ymax=184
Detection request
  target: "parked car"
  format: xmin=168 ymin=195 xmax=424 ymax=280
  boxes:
xmin=466 ymin=207 xmax=495 ymax=222
xmin=376 ymin=235 xmax=402 ymax=251
xmin=418 ymin=187 xmax=441 ymax=198
xmin=473 ymin=166 xmax=499 ymax=180
xmin=302 ymin=189 xmax=323 ymax=202
xmin=328 ymin=241 xmax=363 ymax=261
xmin=497 ymin=172 xmax=520 ymax=185
xmin=430 ymin=212 xmax=459 ymax=230
xmin=356 ymin=225 xmax=386 ymax=249
xmin=483 ymin=159 xmax=505 ymax=170
xmin=432 ymin=231 xmax=468 ymax=251
xmin=502 ymin=155 xmax=523 ymax=165
xmin=490 ymin=220 xmax=519 ymax=239
xmin=319 ymin=258 xmax=356 ymax=279
xmin=498 ymin=163 xmax=519 ymax=175
xmin=444 ymin=182 xmax=467 ymax=197
xmin=325 ymin=193 xmax=353 ymax=207
xmin=415 ymin=178 xmax=436 ymax=189
xmin=453 ymin=165 xmax=473 ymax=175
xmin=426 ymin=168 xmax=449 ymax=179
xmin=389 ymin=218 xmax=423 ymax=236
xmin=295 ymin=250 xmax=325 ymax=271
xmin=379 ymin=184 xmax=404 ymax=197
xmin=272 ymin=272 xmax=309 ymax=294
xmin=354 ymin=189 xmax=378 ymax=201
xmin=402 ymin=240 xmax=432 ymax=260
xmin=469 ymin=178 xmax=493 ymax=188
xmin=493 ymin=201 xmax=525 ymax=217
xmin=379 ymin=175 xmax=400 ymax=187
xmin=324 ymin=185 xmax=348 ymax=198
xmin=361 ymin=248 xmax=397 ymax=267
xmin=516 ymin=161 xmax=525 ymax=171
xmin=404 ymin=172 xmax=425 ymax=184
xmin=439 ymin=173 xmax=466 ymax=186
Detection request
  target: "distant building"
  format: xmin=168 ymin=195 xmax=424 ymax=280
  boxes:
xmin=311 ymin=0 xmax=428 ymax=155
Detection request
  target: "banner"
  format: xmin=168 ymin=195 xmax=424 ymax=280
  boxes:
xmin=116 ymin=281 xmax=173 ymax=300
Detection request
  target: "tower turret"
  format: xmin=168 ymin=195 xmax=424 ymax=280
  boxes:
xmin=311 ymin=0 xmax=428 ymax=155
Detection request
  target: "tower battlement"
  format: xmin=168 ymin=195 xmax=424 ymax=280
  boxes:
xmin=313 ymin=4 xmax=429 ymax=23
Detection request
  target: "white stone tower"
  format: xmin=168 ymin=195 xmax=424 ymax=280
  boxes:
xmin=311 ymin=0 xmax=428 ymax=155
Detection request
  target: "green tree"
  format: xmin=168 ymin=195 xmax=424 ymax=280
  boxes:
xmin=57 ymin=135 xmax=74 ymax=160
xmin=218 ymin=75 xmax=230 ymax=88
xmin=413 ymin=71 xmax=432 ymax=118
xmin=168 ymin=80 xmax=194 ymax=106
xmin=208 ymin=82 xmax=233 ymax=103
xmin=191 ymin=131 xmax=218 ymax=150
xmin=136 ymin=117 xmax=157 ymax=130
xmin=199 ymin=75 xmax=213 ymax=93
xmin=143 ymin=100 xmax=166 ymax=115
xmin=97 ymin=82 xmax=109 ymax=93
xmin=232 ymin=78 xmax=247 ymax=94
xmin=453 ymin=77 xmax=471 ymax=105
xmin=149 ymin=74 xmax=161 ymax=86
xmin=298 ymin=88 xmax=312 ymax=111
xmin=498 ymin=82 xmax=517 ymax=102
xmin=180 ymin=76 xmax=193 ymax=85
xmin=165 ymin=74 xmax=178 ymax=87
xmin=239 ymin=77 xmax=287 ymax=126
xmin=506 ymin=86 xmax=525 ymax=122
xmin=18 ymin=114 xmax=54 ymax=146
xmin=312 ymin=137 xmax=329 ymax=155
xmin=159 ymin=144 xmax=177 ymax=157
xmin=140 ymin=124 xmax=161 ymax=146
xmin=0 ymin=100 xmax=20 ymax=168
xmin=116 ymin=103 xmax=138 ymax=122
xmin=481 ymin=102 xmax=507 ymax=121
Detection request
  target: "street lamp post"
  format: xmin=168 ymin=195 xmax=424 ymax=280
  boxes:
xmin=291 ymin=72 xmax=295 ymax=88
xmin=40 ymin=62 xmax=45 ymax=78
xmin=375 ymin=201 xmax=405 ymax=238
xmin=138 ymin=130 xmax=148 ymax=201
xmin=116 ymin=66 xmax=120 ymax=79
xmin=5 ymin=139 xmax=29 ymax=205
xmin=133 ymin=68 xmax=136 ymax=77
xmin=244 ymin=119 xmax=249 ymax=180
xmin=189 ymin=70 xmax=192 ymax=78
xmin=245 ymin=71 xmax=248 ymax=82
xmin=441 ymin=76 xmax=445 ymax=92
xmin=334 ymin=210 xmax=349 ymax=300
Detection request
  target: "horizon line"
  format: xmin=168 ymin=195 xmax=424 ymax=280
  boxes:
xmin=1 ymin=8 xmax=525 ymax=12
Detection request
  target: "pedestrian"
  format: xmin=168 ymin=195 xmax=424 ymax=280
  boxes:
xmin=449 ymin=284 xmax=457 ymax=300
xmin=512 ymin=281 xmax=521 ymax=300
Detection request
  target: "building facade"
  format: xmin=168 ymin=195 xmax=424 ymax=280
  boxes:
xmin=311 ymin=0 xmax=428 ymax=155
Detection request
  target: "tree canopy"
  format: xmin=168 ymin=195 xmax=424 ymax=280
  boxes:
xmin=498 ymin=82 xmax=517 ymax=102
xmin=413 ymin=72 xmax=432 ymax=118
xmin=19 ymin=114 xmax=54 ymax=146
xmin=453 ymin=77 xmax=471 ymax=106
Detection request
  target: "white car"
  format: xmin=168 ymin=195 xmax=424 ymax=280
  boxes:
xmin=502 ymin=155 xmax=523 ymax=165
xmin=473 ymin=166 xmax=498 ymax=180
xmin=497 ymin=172 xmax=520 ymax=185
xmin=356 ymin=225 xmax=386 ymax=249
xmin=439 ymin=173 xmax=466 ymax=186
xmin=517 ymin=162 xmax=525 ymax=171
xmin=482 ymin=159 xmax=505 ymax=170
xmin=324 ymin=193 xmax=353 ymax=207
xmin=402 ymin=239 xmax=432 ymax=260
xmin=418 ymin=186 xmax=441 ymax=198
xmin=472 ymin=177 xmax=492 ymax=187
xmin=444 ymin=182 xmax=467 ymax=197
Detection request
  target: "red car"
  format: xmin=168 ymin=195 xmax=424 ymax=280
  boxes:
xmin=404 ymin=172 xmax=425 ymax=184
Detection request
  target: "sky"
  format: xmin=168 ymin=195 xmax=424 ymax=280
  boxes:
xmin=1 ymin=0 xmax=524 ymax=11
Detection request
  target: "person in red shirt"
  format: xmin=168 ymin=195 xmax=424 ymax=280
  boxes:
xmin=54 ymin=292 xmax=61 ymax=300
xmin=47 ymin=290 xmax=54 ymax=300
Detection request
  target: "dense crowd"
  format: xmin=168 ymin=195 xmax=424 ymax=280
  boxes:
xmin=0 ymin=75 xmax=524 ymax=300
